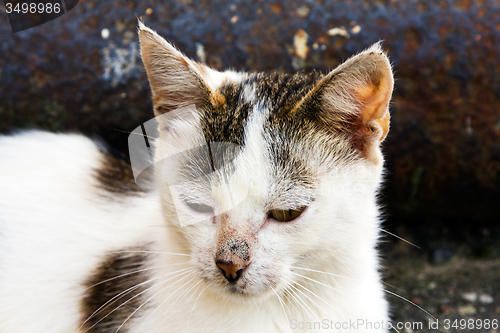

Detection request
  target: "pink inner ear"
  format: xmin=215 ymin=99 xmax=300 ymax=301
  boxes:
xmin=355 ymin=75 xmax=392 ymax=142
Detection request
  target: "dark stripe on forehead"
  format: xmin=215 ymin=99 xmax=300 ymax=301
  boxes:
xmin=200 ymin=71 xmax=323 ymax=146
xmin=198 ymin=81 xmax=252 ymax=180
xmin=250 ymin=71 xmax=324 ymax=113
xmin=253 ymin=72 xmax=323 ymax=187
xmin=256 ymin=71 xmax=356 ymax=185
xmin=201 ymin=81 xmax=252 ymax=146
xmin=265 ymin=118 xmax=319 ymax=189
xmin=192 ymin=71 xmax=337 ymax=190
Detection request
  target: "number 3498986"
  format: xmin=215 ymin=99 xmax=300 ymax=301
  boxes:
xmin=5 ymin=2 xmax=61 ymax=14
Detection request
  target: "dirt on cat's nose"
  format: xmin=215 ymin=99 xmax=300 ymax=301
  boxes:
xmin=216 ymin=260 xmax=247 ymax=283
xmin=215 ymin=238 xmax=250 ymax=283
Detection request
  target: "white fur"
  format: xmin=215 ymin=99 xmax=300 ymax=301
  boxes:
xmin=0 ymin=71 xmax=389 ymax=333
xmin=241 ymin=82 xmax=257 ymax=103
xmin=0 ymin=132 xmax=163 ymax=332
xmin=0 ymin=125 xmax=387 ymax=333
xmin=140 ymin=101 xmax=388 ymax=331
xmin=204 ymin=67 xmax=246 ymax=92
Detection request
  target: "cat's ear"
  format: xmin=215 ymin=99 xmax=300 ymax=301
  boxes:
xmin=138 ymin=22 xmax=211 ymax=115
xmin=297 ymin=43 xmax=393 ymax=155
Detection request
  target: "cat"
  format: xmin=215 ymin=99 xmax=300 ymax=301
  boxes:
xmin=0 ymin=22 xmax=394 ymax=333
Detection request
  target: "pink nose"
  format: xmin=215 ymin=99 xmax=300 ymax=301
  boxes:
xmin=216 ymin=261 xmax=247 ymax=283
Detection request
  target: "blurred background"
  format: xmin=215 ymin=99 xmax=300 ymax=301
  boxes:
xmin=1 ymin=0 xmax=499 ymax=330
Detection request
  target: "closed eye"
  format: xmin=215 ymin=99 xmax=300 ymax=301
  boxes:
xmin=184 ymin=200 xmax=214 ymax=214
xmin=268 ymin=206 xmax=307 ymax=222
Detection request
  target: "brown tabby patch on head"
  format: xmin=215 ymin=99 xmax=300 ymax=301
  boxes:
xmin=94 ymin=148 xmax=148 ymax=197
xmin=182 ymin=72 xmax=325 ymax=189
xmin=173 ymin=71 xmax=336 ymax=193
xmin=139 ymin=23 xmax=393 ymax=195
xmin=251 ymin=71 xmax=324 ymax=112
xmin=200 ymin=71 xmax=323 ymax=145
xmin=80 ymin=248 xmax=149 ymax=333
xmin=252 ymin=72 xmax=335 ymax=186
xmin=139 ymin=22 xmax=393 ymax=167
xmin=200 ymin=81 xmax=252 ymax=147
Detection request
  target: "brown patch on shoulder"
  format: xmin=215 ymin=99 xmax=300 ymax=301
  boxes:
xmin=94 ymin=148 xmax=148 ymax=197
xmin=80 ymin=249 xmax=149 ymax=333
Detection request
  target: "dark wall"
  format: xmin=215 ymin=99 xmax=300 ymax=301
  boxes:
xmin=1 ymin=0 xmax=499 ymax=230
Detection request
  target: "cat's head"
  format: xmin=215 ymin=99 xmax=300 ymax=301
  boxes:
xmin=138 ymin=22 xmax=393 ymax=300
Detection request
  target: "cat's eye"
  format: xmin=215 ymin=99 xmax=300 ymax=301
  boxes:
xmin=185 ymin=201 xmax=214 ymax=214
xmin=268 ymin=206 xmax=306 ymax=222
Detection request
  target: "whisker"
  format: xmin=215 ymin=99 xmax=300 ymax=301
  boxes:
xmin=79 ymin=268 xmax=191 ymax=332
xmin=186 ymin=284 xmax=208 ymax=331
xmin=289 ymin=271 xmax=353 ymax=299
xmin=290 ymin=266 xmax=358 ymax=281
xmin=115 ymin=272 xmax=197 ymax=333
xmin=271 ymin=286 xmax=290 ymax=323
xmin=164 ymin=278 xmax=202 ymax=314
xmin=284 ymin=278 xmax=327 ymax=322
xmin=112 ymin=250 xmax=191 ymax=256
xmin=136 ymin=272 xmax=198 ymax=331
xmin=383 ymin=289 xmax=436 ymax=321
xmin=182 ymin=279 xmax=203 ymax=307
xmin=378 ymin=227 xmax=420 ymax=249
xmin=286 ymin=277 xmax=341 ymax=316
xmin=290 ymin=271 xmax=353 ymax=298
xmin=290 ymin=268 xmax=417 ymax=330
xmin=85 ymin=262 xmax=190 ymax=290
xmin=282 ymin=285 xmax=301 ymax=317
xmin=82 ymin=269 xmax=194 ymax=333
xmin=389 ymin=323 xmax=401 ymax=333
xmin=286 ymin=283 xmax=316 ymax=322
xmin=380 ymin=280 xmax=408 ymax=294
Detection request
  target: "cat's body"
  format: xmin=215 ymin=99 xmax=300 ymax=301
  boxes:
xmin=0 ymin=23 xmax=394 ymax=333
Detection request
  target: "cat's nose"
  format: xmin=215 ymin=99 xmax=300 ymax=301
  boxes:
xmin=216 ymin=260 xmax=247 ymax=283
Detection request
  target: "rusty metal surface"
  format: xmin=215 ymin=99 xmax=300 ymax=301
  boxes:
xmin=1 ymin=0 xmax=499 ymax=222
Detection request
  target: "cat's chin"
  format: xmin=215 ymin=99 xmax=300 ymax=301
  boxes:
xmin=209 ymin=278 xmax=279 ymax=302
xmin=218 ymin=286 xmax=276 ymax=304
